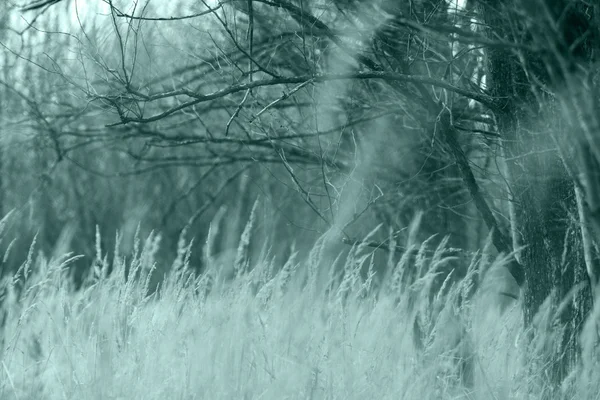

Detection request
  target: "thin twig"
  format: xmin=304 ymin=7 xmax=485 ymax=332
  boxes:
xmin=225 ymin=89 xmax=250 ymax=137
xmin=250 ymin=79 xmax=313 ymax=122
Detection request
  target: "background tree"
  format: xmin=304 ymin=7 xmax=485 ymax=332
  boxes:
xmin=478 ymin=0 xmax=598 ymax=389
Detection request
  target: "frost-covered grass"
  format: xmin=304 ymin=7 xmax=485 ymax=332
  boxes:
xmin=0 ymin=221 xmax=599 ymax=399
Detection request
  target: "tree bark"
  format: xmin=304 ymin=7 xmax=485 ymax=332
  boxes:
xmin=481 ymin=0 xmax=593 ymax=391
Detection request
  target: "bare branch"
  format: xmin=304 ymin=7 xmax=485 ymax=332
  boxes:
xmin=103 ymin=72 xmax=494 ymax=126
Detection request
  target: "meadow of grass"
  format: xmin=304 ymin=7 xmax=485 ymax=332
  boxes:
xmin=0 ymin=214 xmax=599 ymax=400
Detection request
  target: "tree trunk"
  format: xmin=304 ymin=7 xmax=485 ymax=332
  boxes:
xmin=481 ymin=0 xmax=593 ymax=392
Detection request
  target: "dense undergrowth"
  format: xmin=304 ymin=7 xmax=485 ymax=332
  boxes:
xmin=0 ymin=212 xmax=599 ymax=400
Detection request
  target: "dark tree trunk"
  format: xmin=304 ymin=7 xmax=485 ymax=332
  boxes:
xmin=481 ymin=0 xmax=593 ymax=393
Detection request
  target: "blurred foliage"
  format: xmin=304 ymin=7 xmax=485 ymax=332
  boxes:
xmin=0 ymin=1 xmax=596 ymax=307
xmin=0 ymin=0 xmax=488 ymax=283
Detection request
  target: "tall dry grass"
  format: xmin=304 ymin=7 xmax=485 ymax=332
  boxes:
xmin=0 ymin=213 xmax=598 ymax=399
